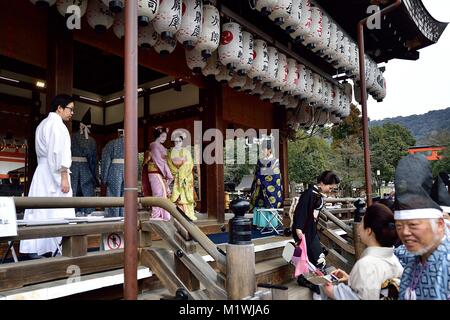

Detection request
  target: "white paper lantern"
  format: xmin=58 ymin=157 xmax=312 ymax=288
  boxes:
xmin=332 ymin=86 xmax=341 ymax=116
xmin=284 ymin=0 xmax=302 ymax=34
xmin=268 ymin=0 xmax=292 ymax=26
xmin=303 ymin=6 xmax=322 ymax=49
xmin=321 ymin=81 xmax=332 ymax=110
xmin=215 ymin=63 xmax=233 ymax=84
xmin=260 ymin=87 xmax=275 ymax=101
xmin=186 ymin=48 xmax=206 ymax=74
xmin=326 ymin=81 xmax=335 ymax=111
xmin=255 ymin=0 xmax=277 ymax=17
xmin=296 ymin=64 xmax=309 ymax=99
xmin=290 ymin=63 xmax=302 ymax=97
xmin=333 ymin=29 xmax=344 ymax=66
xmin=336 ymin=36 xmax=350 ymax=70
xmin=367 ymin=58 xmax=377 ymax=92
xmin=310 ymin=73 xmax=323 ymax=105
xmin=56 ymin=0 xmax=88 ymax=17
xmin=290 ymin=0 xmax=312 ymax=43
xmin=303 ymin=67 xmax=315 ymax=103
xmin=262 ymin=46 xmax=279 ymax=87
xmin=195 ymin=4 xmax=220 ymax=59
xmin=112 ymin=11 xmax=124 ymax=39
xmin=176 ymin=0 xmax=202 ymax=49
xmin=30 ymin=0 xmax=56 ymax=8
xmin=347 ymin=41 xmax=359 ymax=76
xmin=236 ymin=31 xmax=254 ymax=76
xmin=241 ymin=77 xmax=257 ymax=93
xmin=274 ymin=53 xmax=288 ymax=91
xmin=137 ymin=0 xmax=160 ymax=27
xmin=102 ymin=0 xmax=123 ymax=13
xmin=138 ymin=23 xmax=158 ymax=48
xmin=247 ymin=39 xmax=269 ymax=81
xmin=324 ymin=21 xmax=337 ymax=62
xmin=375 ymin=77 xmax=387 ymax=102
xmin=153 ymin=0 xmax=182 ymax=40
xmin=251 ymin=81 xmax=265 ymax=96
xmin=218 ymin=22 xmax=243 ymax=71
xmin=343 ymin=81 xmax=353 ymax=101
xmin=87 ymin=0 xmax=114 ymax=33
xmin=336 ymin=87 xmax=345 ymax=117
xmin=330 ymin=84 xmax=338 ymax=114
xmin=201 ymin=50 xmax=220 ymax=78
xmin=229 ymin=73 xmax=247 ymax=90
xmin=314 ymin=13 xmax=330 ymax=54
xmin=154 ymin=34 xmax=177 ymax=57
xmin=286 ymin=58 xmax=299 ymax=93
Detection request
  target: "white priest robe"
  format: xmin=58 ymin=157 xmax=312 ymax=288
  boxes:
xmin=20 ymin=112 xmax=75 ymax=255
xmin=329 ymin=246 xmax=403 ymax=300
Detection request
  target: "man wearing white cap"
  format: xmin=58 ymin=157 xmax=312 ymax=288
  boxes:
xmin=394 ymin=154 xmax=449 ymax=300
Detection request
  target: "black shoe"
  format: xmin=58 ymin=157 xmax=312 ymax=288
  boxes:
xmin=297 ymin=275 xmax=321 ymax=295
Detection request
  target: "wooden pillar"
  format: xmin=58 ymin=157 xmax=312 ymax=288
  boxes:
xmin=143 ymin=92 xmax=150 ymax=149
xmin=279 ymin=135 xmax=289 ymax=199
xmin=274 ymin=107 xmax=289 ymax=199
xmin=200 ymin=81 xmax=225 ymax=222
xmin=46 ymin=10 xmax=73 ymax=126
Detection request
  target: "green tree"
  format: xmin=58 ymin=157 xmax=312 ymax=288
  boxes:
xmin=331 ymin=136 xmax=365 ymax=197
xmin=288 ymin=131 xmax=332 ymax=185
xmin=331 ymin=104 xmax=362 ymax=147
xmin=428 ymin=130 xmax=450 ymax=175
xmin=369 ymin=123 xmax=416 ymax=183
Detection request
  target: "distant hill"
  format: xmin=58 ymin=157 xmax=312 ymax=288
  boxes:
xmin=370 ymin=108 xmax=450 ymax=142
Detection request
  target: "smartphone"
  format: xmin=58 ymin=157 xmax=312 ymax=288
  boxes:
xmin=325 ymin=274 xmax=340 ymax=284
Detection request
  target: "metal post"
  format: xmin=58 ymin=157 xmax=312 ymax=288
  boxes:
xmin=357 ymin=0 xmax=402 ymax=206
xmin=124 ymin=0 xmax=138 ymax=300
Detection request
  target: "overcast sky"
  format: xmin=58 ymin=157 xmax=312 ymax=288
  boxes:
xmin=366 ymin=0 xmax=450 ymax=120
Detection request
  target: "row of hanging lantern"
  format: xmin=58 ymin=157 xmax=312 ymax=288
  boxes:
xmin=253 ymin=0 xmax=387 ymax=103
xmin=30 ymin=0 xmax=353 ymax=128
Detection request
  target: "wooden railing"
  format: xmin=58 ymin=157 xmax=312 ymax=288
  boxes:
xmin=318 ymin=198 xmax=365 ymax=273
xmin=1 ymin=197 xmax=283 ymax=300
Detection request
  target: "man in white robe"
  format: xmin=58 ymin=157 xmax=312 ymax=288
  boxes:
xmin=20 ymin=94 xmax=76 ymax=257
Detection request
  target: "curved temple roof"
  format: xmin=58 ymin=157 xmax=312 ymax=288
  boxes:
xmin=402 ymin=0 xmax=448 ymax=43
xmin=314 ymin=0 xmax=448 ymax=62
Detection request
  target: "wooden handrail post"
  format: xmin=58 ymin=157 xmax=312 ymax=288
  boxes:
xmin=352 ymin=222 xmax=366 ymax=260
xmin=226 ymin=243 xmax=255 ymax=299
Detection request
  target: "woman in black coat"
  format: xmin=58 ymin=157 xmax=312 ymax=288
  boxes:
xmin=292 ymin=171 xmax=340 ymax=268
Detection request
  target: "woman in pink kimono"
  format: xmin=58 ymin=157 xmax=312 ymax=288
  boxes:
xmin=142 ymin=127 xmax=173 ymax=220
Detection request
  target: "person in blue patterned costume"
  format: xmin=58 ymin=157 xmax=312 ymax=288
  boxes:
xmin=393 ymin=154 xmax=449 ymax=300
xmin=71 ymin=109 xmax=97 ymax=216
xmin=249 ymin=135 xmax=283 ymax=227
xmin=101 ymin=129 xmax=124 ymax=217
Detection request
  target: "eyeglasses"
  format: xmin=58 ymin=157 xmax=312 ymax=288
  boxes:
xmin=65 ymin=106 xmax=74 ymax=114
